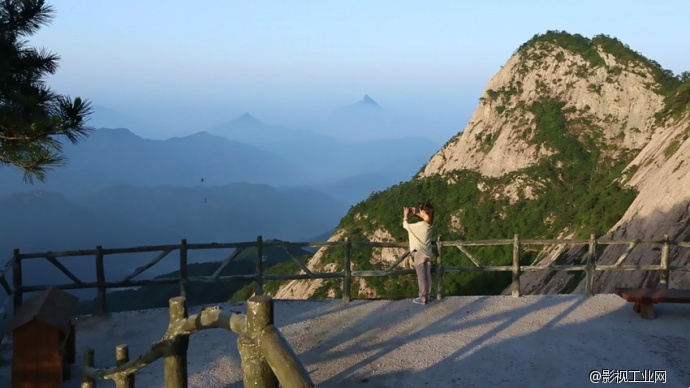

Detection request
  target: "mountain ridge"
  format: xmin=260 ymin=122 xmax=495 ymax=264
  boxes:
xmin=267 ymin=31 xmax=690 ymax=300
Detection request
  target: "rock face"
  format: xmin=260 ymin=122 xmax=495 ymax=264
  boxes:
xmin=425 ymin=34 xmax=690 ymax=294
xmin=584 ymin=114 xmax=690 ymax=292
xmin=518 ymin=114 xmax=690 ymax=294
xmin=419 ymin=44 xmax=663 ymax=179
xmin=275 ymin=32 xmax=690 ymax=299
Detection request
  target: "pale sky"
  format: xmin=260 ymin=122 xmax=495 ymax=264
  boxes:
xmin=30 ymin=0 xmax=690 ymax=142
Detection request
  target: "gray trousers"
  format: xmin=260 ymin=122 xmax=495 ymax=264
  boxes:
xmin=413 ymin=250 xmax=432 ymax=302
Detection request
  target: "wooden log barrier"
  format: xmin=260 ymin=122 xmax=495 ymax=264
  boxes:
xmin=81 ymin=307 xmax=247 ymax=381
xmin=82 ymin=338 xmax=168 ymax=385
xmin=80 ymin=296 xmax=313 ymax=387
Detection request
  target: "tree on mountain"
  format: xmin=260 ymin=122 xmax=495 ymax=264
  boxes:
xmin=680 ymin=71 xmax=690 ymax=83
xmin=0 ymin=0 xmax=92 ymax=182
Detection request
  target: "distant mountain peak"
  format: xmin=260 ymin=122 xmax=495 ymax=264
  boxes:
xmin=360 ymin=95 xmax=380 ymax=107
xmin=231 ymin=112 xmax=263 ymax=125
xmin=94 ymin=127 xmax=140 ymax=139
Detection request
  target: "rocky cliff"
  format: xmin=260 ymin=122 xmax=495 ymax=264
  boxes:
xmin=564 ymin=113 xmax=690 ymax=293
xmin=519 ymin=112 xmax=690 ymax=294
xmin=419 ymin=37 xmax=664 ymax=180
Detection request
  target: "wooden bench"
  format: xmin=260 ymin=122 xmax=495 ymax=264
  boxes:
xmin=615 ymin=288 xmax=690 ymax=319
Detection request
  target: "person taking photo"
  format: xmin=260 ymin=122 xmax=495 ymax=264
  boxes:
xmin=403 ymin=201 xmax=435 ymax=305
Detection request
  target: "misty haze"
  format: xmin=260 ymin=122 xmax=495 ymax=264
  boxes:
xmin=0 ymin=95 xmax=442 ymax=291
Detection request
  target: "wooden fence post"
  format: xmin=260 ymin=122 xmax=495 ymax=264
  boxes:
xmin=114 ymin=344 xmax=134 ymax=388
xmin=82 ymin=347 xmax=96 ymax=388
xmin=660 ymin=234 xmax=670 ymax=289
xmin=255 ymin=236 xmax=264 ymax=296
xmin=96 ymin=246 xmax=107 ymax=315
xmin=585 ymin=234 xmax=596 ymax=296
xmin=238 ymin=333 xmax=276 ymax=388
xmin=180 ymin=239 xmax=188 ymax=298
xmin=342 ymin=237 xmax=351 ymax=303
xmin=240 ymin=296 xmax=278 ymax=387
xmin=164 ymin=297 xmax=189 ymax=388
xmin=248 ymin=295 xmax=313 ymax=387
xmin=512 ymin=234 xmax=520 ymax=297
xmin=436 ymin=236 xmax=444 ymax=301
xmin=12 ymin=248 xmax=22 ymax=313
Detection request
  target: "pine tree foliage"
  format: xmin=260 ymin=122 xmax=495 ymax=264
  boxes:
xmin=0 ymin=0 xmax=92 ymax=182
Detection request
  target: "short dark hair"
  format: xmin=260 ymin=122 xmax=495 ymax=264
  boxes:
xmin=418 ymin=201 xmax=434 ymax=225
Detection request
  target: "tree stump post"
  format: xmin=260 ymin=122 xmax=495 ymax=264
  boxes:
xmin=164 ymin=297 xmax=189 ymax=388
xmin=240 ymin=295 xmax=278 ymax=387
xmin=114 ymin=344 xmax=134 ymax=388
xmin=81 ymin=348 xmax=96 ymax=388
xmin=238 ymin=333 xmax=277 ymax=388
xmin=247 ymin=295 xmax=314 ymax=387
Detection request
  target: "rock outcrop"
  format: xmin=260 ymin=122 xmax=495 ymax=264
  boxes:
xmin=420 ymin=41 xmax=663 ymax=180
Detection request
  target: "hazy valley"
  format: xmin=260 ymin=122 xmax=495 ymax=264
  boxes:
xmin=0 ymin=95 xmax=440 ymax=301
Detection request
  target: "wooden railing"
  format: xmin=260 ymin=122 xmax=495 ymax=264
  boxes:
xmin=81 ymin=295 xmax=314 ymax=388
xmin=2 ymin=234 xmax=690 ymax=319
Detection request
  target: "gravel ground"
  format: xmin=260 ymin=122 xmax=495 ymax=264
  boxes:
xmin=1 ymin=294 xmax=689 ymax=387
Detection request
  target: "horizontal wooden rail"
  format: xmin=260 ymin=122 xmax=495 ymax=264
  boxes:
xmin=441 ymin=239 xmax=515 ymax=247
xmin=264 ymin=241 xmax=347 ymax=248
xmin=262 ymin=272 xmax=345 ymax=280
xmin=349 ymin=241 xmax=407 ymax=248
xmin=18 ymin=249 xmax=98 ymax=259
xmin=20 ymin=277 xmax=182 ymax=292
xmin=517 ymin=238 xmax=589 ymax=245
xmin=444 ymin=265 xmax=515 ymax=272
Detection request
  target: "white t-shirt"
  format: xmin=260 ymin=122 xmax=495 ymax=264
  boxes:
xmin=403 ymin=220 xmax=433 ymax=258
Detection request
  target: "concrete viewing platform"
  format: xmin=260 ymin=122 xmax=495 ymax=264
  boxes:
xmin=1 ymin=294 xmax=689 ymax=387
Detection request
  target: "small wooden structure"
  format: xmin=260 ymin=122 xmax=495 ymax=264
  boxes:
xmin=10 ymin=286 xmax=78 ymax=388
xmin=615 ymin=287 xmax=690 ymax=319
